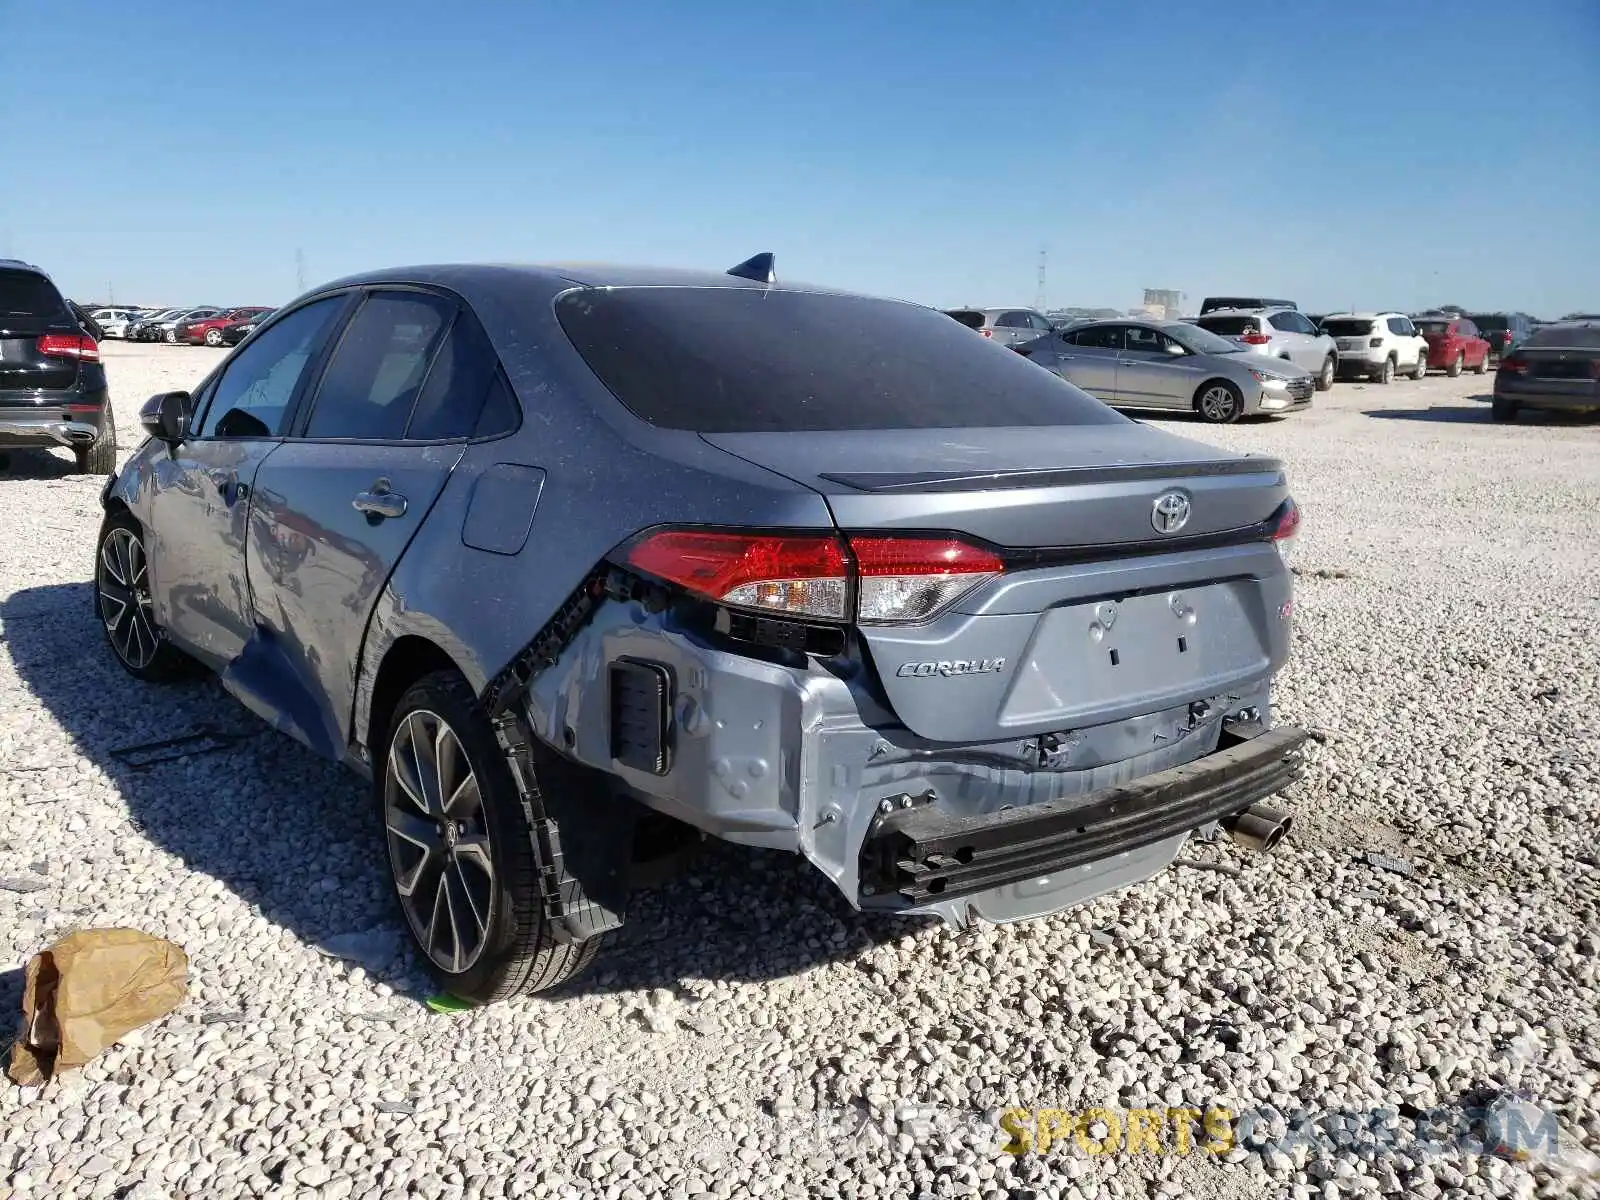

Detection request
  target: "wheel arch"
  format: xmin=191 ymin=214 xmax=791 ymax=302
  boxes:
xmin=363 ymin=634 xmax=469 ymax=760
xmin=1191 ymin=376 xmax=1243 ymax=412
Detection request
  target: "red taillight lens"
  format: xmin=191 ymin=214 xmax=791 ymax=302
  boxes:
xmin=1269 ymin=499 xmax=1300 ymax=561
xmin=622 ymin=529 xmax=1005 ymax=624
xmin=1240 ymin=332 xmax=1271 ymax=345
xmin=848 ymin=535 xmax=1005 ymax=624
xmin=625 ymin=530 xmax=850 ymax=619
xmin=980 ymin=329 xmax=993 ymax=338
xmin=36 ymin=333 xmax=100 ymax=362
xmin=1498 ymin=357 xmax=1528 ymax=376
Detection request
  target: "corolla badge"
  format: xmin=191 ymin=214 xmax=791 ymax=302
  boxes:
xmin=1151 ymin=491 xmax=1192 ymax=534
xmin=896 ymin=658 xmax=1007 ymax=679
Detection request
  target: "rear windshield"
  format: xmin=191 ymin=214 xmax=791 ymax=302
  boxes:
xmin=0 ymin=270 xmax=70 ymax=320
xmin=1469 ymin=314 xmax=1508 ymax=332
xmin=1525 ymin=324 xmax=1600 ymax=349
xmin=1195 ymin=315 xmax=1256 ymax=336
xmin=943 ymin=309 xmax=986 ymax=330
xmin=556 ymin=287 xmax=1127 ymax=433
xmin=1322 ymin=319 xmax=1374 ymax=337
xmin=1416 ymin=320 xmax=1452 ymax=335
xmin=1201 ymin=297 xmax=1293 ymax=314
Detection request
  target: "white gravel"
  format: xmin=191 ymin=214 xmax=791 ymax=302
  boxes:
xmin=1 ymin=341 xmax=1598 ymax=1199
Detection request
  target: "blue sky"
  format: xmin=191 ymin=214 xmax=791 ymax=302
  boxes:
xmin=7 ymin=2 xmax=1597 ymax=316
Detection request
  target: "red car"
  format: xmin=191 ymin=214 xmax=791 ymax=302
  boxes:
xmin=177 ymin=306 xmax=273 ymax=346
xmin=1416 ymin=316 xmax=1492 ymax=377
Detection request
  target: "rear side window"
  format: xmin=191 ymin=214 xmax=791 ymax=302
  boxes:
xmin=556 ymin=287 xmax=1126 ymax=432
xmin=304 ymin=292 xmax=453 ymax=440
xmin=994 ymin=311 xmax=1031 ymax=328
xmin=0 ymin=270 xmax=70 ymax=320
xmin=406 ymin=304 xmax=510 ymax=440
xmin=1323 ymin=319 xmax=1374 ymax=337
xmin=944 ymin=310 xmax=985 ymax=330
xmin=1197 ymin=315 xmax=1256 ymax=336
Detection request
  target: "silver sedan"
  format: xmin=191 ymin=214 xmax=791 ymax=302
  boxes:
xmin=1017 ymin=318 xmax=1315 ymax=423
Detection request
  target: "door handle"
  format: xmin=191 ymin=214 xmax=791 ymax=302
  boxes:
xmin=208 ymin=469 xmax=248 ymax=503
xmin=353 ymin=481 xmax=408 ymax=520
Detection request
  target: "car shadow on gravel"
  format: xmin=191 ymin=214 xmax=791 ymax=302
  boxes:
xmin=1364 ymin=398 xmax=1593 ymax=425
xmin=4 ymin=584 xmax=917 ymax=1002
xmin=0 ymin=447 xmax=81 ymax=479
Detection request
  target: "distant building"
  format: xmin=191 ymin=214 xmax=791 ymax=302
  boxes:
xmin=1140 ymin=289 xmax=1184 ymax=320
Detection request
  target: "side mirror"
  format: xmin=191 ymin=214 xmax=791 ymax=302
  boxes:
xmin=139 ymin=391 xmax=190 ymax=445
xmin=1165 ymin=342 xmax=1187 ymax=356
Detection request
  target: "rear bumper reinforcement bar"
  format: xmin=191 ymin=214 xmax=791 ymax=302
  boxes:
xmin=860 ymin=725 xmax=1308 ymax=905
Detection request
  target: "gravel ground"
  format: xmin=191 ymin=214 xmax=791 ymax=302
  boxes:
xmin=1 ymin=341 xmax=1598 ymax=1200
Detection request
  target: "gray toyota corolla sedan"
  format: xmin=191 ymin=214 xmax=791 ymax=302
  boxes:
xmin=1018 ymin=317 xmax=1315 ymax=422
xmin=97 ymin=255 xmax=1307 ymax=1003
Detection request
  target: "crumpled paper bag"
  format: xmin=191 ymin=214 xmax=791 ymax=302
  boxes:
xmin=8 ymin=929 xmax=188 ymax=1085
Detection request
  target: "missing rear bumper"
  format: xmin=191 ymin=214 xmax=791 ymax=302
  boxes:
xmin=859 ymin=725 xmax=1307 ymax=906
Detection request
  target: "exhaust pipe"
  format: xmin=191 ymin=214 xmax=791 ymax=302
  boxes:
xmin=1222 ymin=803 xmax=1292 ymax=853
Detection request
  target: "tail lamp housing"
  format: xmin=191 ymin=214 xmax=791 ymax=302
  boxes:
xmin=622 ymin=529 xmax=1004 ymax=626
xmin=37 ymin=333 xmax=100 ymax=362
xmin=1268 ymin=498 xmax=1301 ymax=561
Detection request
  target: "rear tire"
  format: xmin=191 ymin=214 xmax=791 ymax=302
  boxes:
xmin=1411 ymin=355 xmax=1428 ymax=380
xmin=74 ymin=408 xmax=117 ymax=475
xmin=1447 ymin=352 xmax=1464 ymax=378
xmin=94 ymin=509 xmax=195 ymax=681
xmin=204 ymin=328 xmax=223 ymax=347
xmin=1491 ymin=396 xmax=1519 ymax=422
xmin=164 ymin=329 xmax=177 ymax=344
xmin=1195 ymin=381 xmax=1243 ymax=424
xmin=1474 ymin=350 xmax=1489 ymax=375
xmin=1375 ymin=357 xmax=1395 ymax=385
xmin=1316 ymin=356 xmax=1335 ymax=392
xmin=378 ymin=670 xmax=604 ymax=1005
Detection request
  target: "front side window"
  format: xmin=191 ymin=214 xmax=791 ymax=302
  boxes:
xmin=1387 ymin=318 xmax=1406 ymax=335
xmin=197 ymin=297 xmax=345 ymax=438
xmin=1124 ymin=325 xmax=1175 ymax=355
xmin=302 ymin=292 xmax=454 ymax=440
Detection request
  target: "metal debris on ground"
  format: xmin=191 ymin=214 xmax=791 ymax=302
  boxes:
xmin=1363 ymin=850 xmax=1417 ymax=878
xmin=109 ymin=726 xmax=254 ymax=771
xmin=374 ymin=1101 xmax=417 ymax=1115
xmin=199 ymin=1011 xmax=246 ymax=1026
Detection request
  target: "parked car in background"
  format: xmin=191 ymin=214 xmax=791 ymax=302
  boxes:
xmin=1023 ymin=318 xmax=1314 ymax=422
xmin=1466 ymin=312 xmax=1532 ymax=361
xmin=1415 ymin=315 xmax=1492 ymax=377
xmin=1320 ymin=313 xmax=1429 ymax=384
xmin=0 ymin=259 xmax=117 ymax=473
xmin=155 ymin=307 xmax=223 ymax=343
xmin=127 ymin=309 xmax=187 ymax=341
xmin=89 ymin=308 xmax=143 ymax=339
xmin=1189 ymin=307 xmax=1338 ymax=391
xmin=1199 ymin=296 xmax=1297 ymax=316
xmin=942 ymin=307 xmax=1057 ymax=348
xmin=1492 ymin=320 xmax=1600 ymax=421
xmin=94 ymin=257 xmax=1307 ymax=1003
xmin=218 ymin=309 xmax=274 ymax=346
xmin=178 ymin=306 xmax=273 ymax=346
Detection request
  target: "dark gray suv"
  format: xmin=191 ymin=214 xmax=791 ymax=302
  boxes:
xmin=99 ymin=259 xmax=1307 ymax=1003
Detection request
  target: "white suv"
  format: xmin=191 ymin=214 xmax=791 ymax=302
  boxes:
xmin=1321 ymin=312 xmax=1428 ymax=384
xmin=87 ymin=307 xmax=141 ymax=339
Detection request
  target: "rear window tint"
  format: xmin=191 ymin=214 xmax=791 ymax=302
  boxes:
xmin=1322 ymin=319 xmax=1375 ymax=337
xmin=556 ymin=287 xmax=1126 ymax=433
xmin=1416 ymin=321 xmax=1451 ymax=335
xmin=944 ymin=310 xmax=986 ymax=329
xmin=1196 ymin=315 xmax=1255 ymax=336
xmin=1469 ymin=315 xmax=1508 ymax=331
xmin=0 ymin=270 xmax=70 ymax=320
xmin=1525 ymin=325 xmax=1600 ymax=348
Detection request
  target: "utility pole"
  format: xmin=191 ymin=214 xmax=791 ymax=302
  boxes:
xmin=295 ymin=247 xmax=306 ymax=294
xmin=108 ymin=281 xmax=114 ymax=306
xmin=1035 ymin=245 xmax=1048 ymax=311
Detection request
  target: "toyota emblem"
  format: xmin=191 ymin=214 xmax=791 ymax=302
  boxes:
xmin=1152 ymin=491 xmax=1192 ymax=534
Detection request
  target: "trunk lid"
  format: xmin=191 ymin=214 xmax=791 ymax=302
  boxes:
xmin=704 ymin=427 xmax=1292 ymax=744
xmin=0 ymin=270 xmax=80 ymax=391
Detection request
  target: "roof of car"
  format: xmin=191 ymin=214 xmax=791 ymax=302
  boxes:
xmin=310 ymin=262 xmax=854 ymax=300
xmin=1197 ymin=305 xmax=1295 ymax=316
xmin=1321 ymin=311 xmax=1408 ymax=320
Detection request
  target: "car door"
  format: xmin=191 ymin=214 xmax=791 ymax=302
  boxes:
xmin=240 ymin=288 xmax=495 ymax=759
xmin=1115 ymin=325 xmax=1193 ymax=409
xmin=1053 ymin=325 xmax=1122 ymax=400
xmin=144 ymin=295 xmax=351 ymax=668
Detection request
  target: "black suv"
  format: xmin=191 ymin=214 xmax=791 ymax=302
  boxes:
xmin=0 ymin=260 xmax=115 ymax=474
xmin=1466 ymin=312 xmax=1533 ymax=361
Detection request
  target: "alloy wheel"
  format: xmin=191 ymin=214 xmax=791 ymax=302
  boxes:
xmin=384 ymin=710 xmax=496 ymax=974
xmin=97 ymin=527 xmax=159 ymax=670
xmin=205 ymin=329 xmax=222 ymax=346
xmin=1199 ymin=385 xmax=1237 ymax=422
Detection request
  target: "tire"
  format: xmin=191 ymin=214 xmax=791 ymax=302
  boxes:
xmin=1316 ymin=356 xmax=1335 ymax=392
xmin=1492 ymin=396 xmax=1519 ymax=422
xmin=1474 ymin=350 xmax=1489 ymax=375
xmin=1376 ymin=357 xmax=1395 ymax=385
xmin=378 ymin=670 xmax=603 ymax=1004
xmin=1411 ymin=355 xmax=1428 ymax=381
xmin=1447 ymin=352 xmax=1463 ymax=378
xmin=164 ymin=329 xmax=177 ymax=344
xmin=1195 ymin=381 xmax=1243 ymax=424
xmin=204 ymin=328 xmax=223 ymax=347
xmin=94 ymin=509 xmax=194 ymax=681
xmin=74 ymin=407 xmax=117 ymax=475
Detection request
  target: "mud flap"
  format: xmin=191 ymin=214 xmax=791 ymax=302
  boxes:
xmin=490 ymin=708 xmax=633 ymax=943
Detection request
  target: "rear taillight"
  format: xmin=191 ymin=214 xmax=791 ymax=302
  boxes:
xmin=849 ymin=535 xmax=1004 ymax=624
xmin=1268 ymin=499 xmax=1300 ymax=561
xmin=1240 ymin=332 xmax=1271 ymax=345
xmin=622 ymin=529 xmax=1004 ymax=625
xmin=1498 ymin=356 xmax=1528 ymax=375
xmin=36 ymin=333 xmax=99 ymax=362
xmin=980 ymin=329 xmax=993 ymax=338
